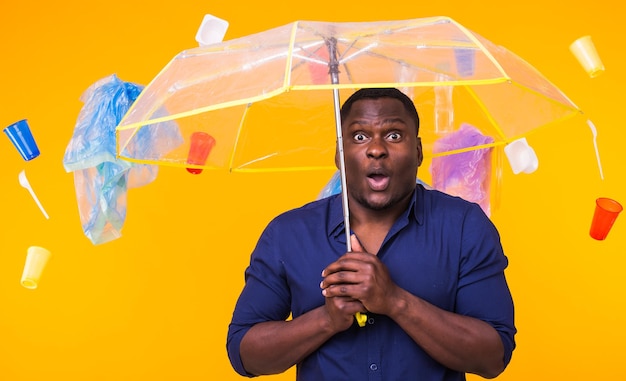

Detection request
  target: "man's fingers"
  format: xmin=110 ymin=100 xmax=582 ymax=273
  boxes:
xmin=350 ymin=234 xmax=364 ymax=253
xmin=322 ymin=282 xmax=361 ymax=298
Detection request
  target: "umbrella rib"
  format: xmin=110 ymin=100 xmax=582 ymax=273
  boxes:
xmin=509 ymin=80 xmax=582 ymax=111
xmin=117 ymin=88 xmax=289 ymax=133
xmin=430 ymin=141 xmax=505 ymax=158
xmin=227 ymin=103 xmax=252 ymax=172
xmin=449 ymin=19 xmax=509 ymax=79
xmin=233 ymin=165 xmax=337 ymax=173
xmin=163 ymin=37 xmax=321 ymax=98
xmin=115 ymin=56 xmax=181 ymax=155
xmin=289 ymin=77 xmax=509 ymax=91
xmin=291 ymin=46 xmax=329 ymax=65
xmin=333 ymin=38 xmax=446 ymax=81
xmin=300 ymin=21 xmax=448 ymax=83
xmin=462 ymin=80 xmax=582 ymax=143
xmin=338 ymin=42 xmax=378 ymax=64
xmin=290 ymin=40 xmax=329 ymax=76
xmin=336 ymin=39 xmax=361 ymax=83
xmin=462 ymin=85 xmax=508 ymax=141
xmin=283 ymin=21 xmax=300 ymax=87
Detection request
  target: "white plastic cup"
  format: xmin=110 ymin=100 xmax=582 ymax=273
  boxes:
xmin=569 ymin=36 xmax=605 ymax=78
xmin=504 ymin=137 xmax=539 ymax=175
xmin=21 ymin=246 xmax=52 ymax=289
xmin=195 ymin=14 xmax=229 ymax=47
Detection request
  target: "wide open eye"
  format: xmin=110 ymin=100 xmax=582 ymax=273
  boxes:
xmin=387 ymin=132 xmax=402 ymax=141
xmin=353 ymin=132 xmax=368 ymax=142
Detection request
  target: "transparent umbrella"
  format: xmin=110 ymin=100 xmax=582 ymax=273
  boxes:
xmin=116 ymin=16 xmax=582 ymax=245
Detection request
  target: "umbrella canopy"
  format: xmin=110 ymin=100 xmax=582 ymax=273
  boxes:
xmin=115 ymin=18 xmax=583 ymax=328
xmin=116 ymin=16 xmax=581 ymax=174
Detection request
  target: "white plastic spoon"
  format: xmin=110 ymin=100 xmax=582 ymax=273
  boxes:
xmin=18 ymin=169 xmax=49 ymax=219
xmin=586 ymin=119 xmax=604 ymax=180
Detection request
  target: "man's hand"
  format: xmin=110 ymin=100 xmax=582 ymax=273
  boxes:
xmin=321 ymin=235 xmax=400 ymax=321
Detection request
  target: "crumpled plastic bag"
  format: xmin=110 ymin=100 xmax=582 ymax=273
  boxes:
xmin=317 ymin=170 xmax=432 ymax=200
xmin=63 ymin=74 xmax=182 ymax=245
xmin=431 ymin=123 xmax=494 ymax=216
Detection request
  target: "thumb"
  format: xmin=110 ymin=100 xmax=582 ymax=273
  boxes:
xmin=350 ymin=234 xmax=364 ymax=253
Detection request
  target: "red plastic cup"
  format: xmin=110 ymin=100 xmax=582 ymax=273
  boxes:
xmin=186 ymin=132 xmax=215 ymax=174
xmin=589 ymin=197 xmax=622 ymax=240
xmin=308 ymin=46 xmax=330 ymax=85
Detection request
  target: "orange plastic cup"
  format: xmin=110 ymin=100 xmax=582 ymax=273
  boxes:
xmin=589 ymin=198 xmax=622 ymax=240
xmin=186 ymin=132 xmax=216 ymax=174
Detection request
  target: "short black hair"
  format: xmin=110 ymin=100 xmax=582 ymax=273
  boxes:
xmin=340 ymin=88 xmax=420 ymax=134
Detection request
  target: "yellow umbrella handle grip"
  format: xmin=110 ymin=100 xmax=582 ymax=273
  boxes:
xmin=355 ymin=312 xmax=367 ymax=327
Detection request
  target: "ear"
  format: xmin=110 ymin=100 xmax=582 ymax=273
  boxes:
xmin=334 ymin=140 xmax=340 ymax=169
xmin=416 ymin=137 xmax=424 ymax=167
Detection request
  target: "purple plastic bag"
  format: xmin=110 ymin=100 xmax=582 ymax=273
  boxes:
xmin=431 ymin=123 xmax=494 ymax=216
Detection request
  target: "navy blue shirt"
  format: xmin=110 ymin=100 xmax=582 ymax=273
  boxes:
xmin=227 ymin=185 xmax=516 ymax=380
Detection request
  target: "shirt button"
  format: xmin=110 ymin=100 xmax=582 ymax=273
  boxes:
xmin=368 ymin=317 xmax=375 ymax=325
xmin=370 ymin=363 xmax=378 ymax=371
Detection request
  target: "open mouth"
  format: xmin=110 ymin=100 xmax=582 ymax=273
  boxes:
xmin=367 ymin=171 xmax=390 ymax=191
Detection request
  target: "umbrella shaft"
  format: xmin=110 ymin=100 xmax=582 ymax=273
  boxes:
xmin=325 ymin=37 xmax=351 ymax=251
xmin=326 ymin=37 xmax=340 ymax=86
xmin=332 ymin=88 xmax=352 ymax=252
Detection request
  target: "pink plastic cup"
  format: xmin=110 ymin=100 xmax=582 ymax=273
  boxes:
xmin=589 ymin=197 xmax=622 ymax=240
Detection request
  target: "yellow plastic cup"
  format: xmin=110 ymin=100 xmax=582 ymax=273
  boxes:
xmin=21 ymin=246 xmax=52 ymax=289
xmin=569 ymin=35 xmax=605 ymax=78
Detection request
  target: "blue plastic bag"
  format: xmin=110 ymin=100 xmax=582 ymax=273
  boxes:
xmin=63 ymin=74 xmax=182 ymax=244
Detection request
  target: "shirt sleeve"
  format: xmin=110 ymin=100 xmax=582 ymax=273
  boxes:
xmin=456 ymin=203 xmax=517 ymax=367
xmin=226 ymin=220 xmax=292 ymax=376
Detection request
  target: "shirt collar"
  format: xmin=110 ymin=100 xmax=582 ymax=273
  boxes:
xmin=329 ymin=195 xmax=347 ymax=245
xmin=328 ymin=184 xmax=426 ymax=242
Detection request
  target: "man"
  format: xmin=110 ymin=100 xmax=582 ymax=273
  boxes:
xmin=227 ymin=88 xmax=516 ymax=380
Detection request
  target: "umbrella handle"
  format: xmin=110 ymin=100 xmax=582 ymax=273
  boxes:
xmin=355 ymin=312 xmax=367 ymax=327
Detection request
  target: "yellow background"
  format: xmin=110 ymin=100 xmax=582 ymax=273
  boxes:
xmin=1 ymin=1 xmax=624 ymax=380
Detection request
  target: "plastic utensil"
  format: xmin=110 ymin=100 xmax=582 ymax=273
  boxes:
xmin=18 ymin=170 xmax=49 ymax=219
xmin=586 ymin=119 xmax=604 ymax=180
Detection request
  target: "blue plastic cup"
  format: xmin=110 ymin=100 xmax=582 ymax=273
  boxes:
xmin=3 ymin=119 xmax=40 ymax=161
xmin=454 ymin=48 xmax=475 ymax=78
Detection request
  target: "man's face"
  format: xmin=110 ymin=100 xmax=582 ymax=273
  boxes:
xmin=336 ymin=97 xmax=423 ymax=211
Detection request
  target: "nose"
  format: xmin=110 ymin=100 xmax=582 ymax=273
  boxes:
xmin=366 ymin=137 xmax=388 ymax=159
